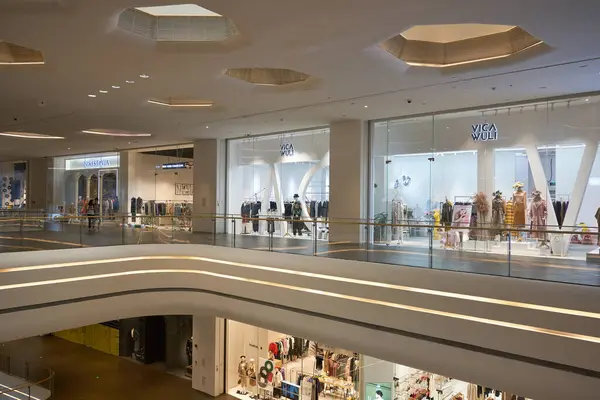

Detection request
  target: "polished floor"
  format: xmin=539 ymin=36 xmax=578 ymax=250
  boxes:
xmin=0 ymin=336 xmax=232 ymax=400
xmin=0 ymin=222 xmax=599 ymax=286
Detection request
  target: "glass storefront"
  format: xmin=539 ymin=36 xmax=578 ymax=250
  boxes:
xmin=371 ymin=96 xmax=600 ymax=261
xmin=226 ymin=320 xmax=531 ymax=400
xmin=226 ymin=320 xmax=359 ymax=400
xmin=0 ymin=161 xmax=27 ymax=209
xmin=227 ymin=128 xmax=330 ymax=240
xmin=124 ymin=146 xmax=193 ymax=229
xmin=50 ymin=152 xmax=120 ymax=216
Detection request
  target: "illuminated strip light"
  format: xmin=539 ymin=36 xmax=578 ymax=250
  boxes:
xmin=2 ymin=268 xmax=600 ymax=345
xmin=147 ymin=99 xmax=214 ymax=107
xmin=0 ymin=132 xmax=64 ymax=139
xmin=0 ymin=61 xmax=44 ymax=66
xmin=0 ymin=383 xmax=42 ymax=400
xmin=405 ymin=41 xmax=543 ymax=68
xmin=81 ymin=129 xmax=151 ymax=137
xmin=1 ymin=255 xmax=600 ymax=320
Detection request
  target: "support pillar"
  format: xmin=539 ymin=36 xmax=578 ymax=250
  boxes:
xmin=329 ymin=120 xmax=368 ymax=243
xmin=193 ymin=139 xmax=226 ymax=233
xmin=192 ymin=316 xmax=225 ymax=397
xmin=27 ymin=158 xmax=52 ymax=210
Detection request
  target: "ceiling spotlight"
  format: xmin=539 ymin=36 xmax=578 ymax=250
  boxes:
xmin=99 ymin=90 xmax=108 ymax=94
xmin=364 ymin=105 xmax=368 ymax=108
xmin=112 ymin=85 xmax=120 ymax=89
xmin=585 ymin=98 xmax=590 ymax=102
xmin=88 ymin=94 xmax=96 ymax=98
xmin=126 ymin=80 xmax=134 ymax=84
xmin=0 ymin=131 xmax=64 ymax=139
xmin=206 ymin=126 xmax=209 ymax=129
xmin=140 ymin=74 xmax=149 ymax=79
xmin=67 ymin=147 xmax=71 ymax=150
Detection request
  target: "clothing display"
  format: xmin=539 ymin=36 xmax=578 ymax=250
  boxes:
xmin=512 ymin=189 xmax=527 ymax=228
xmin=553 ymin=199 xmax=569 ymax=228
xmin=268 ymin=336 xmax=309 ymax=361
xmin=441 ymin=200 xmax=453 ymax=226
xmin=529 ymin=193 xmax=547 ymax=240
xmin=240 ymin=201 xmax=261 ymax=233
xmin=504 ymin=200 xmax=514 ymax=229
xmin=292 ymin=200 xmax=303 ymax=236
xmin=595 ymin=207 xmax=600 ymax=244
xmin=491 ymin=195 xmax=505 ymax=236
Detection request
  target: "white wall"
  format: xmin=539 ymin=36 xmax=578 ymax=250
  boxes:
xmin=129 ymin=153 xmax=194 ymax=202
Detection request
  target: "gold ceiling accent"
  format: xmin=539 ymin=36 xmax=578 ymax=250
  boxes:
xmin=224 ymin=68 xmax=311 ymax=86
xmin=118 ymin=4 xmax=237 ymax=42
xmin=380 ymin=24 xmax=543 ymax=68
xmin=0 ymin=41 xmax=44 ymax=65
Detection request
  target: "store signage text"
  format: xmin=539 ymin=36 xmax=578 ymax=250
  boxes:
xmin=471 ymin=123 xmax=498 ymax=141
xmin=65 ymin=155 xmax=119 ymax=170
xmin=159 ymin=162 xmax=193 ymax=170
xmin=280 ymin=142 xmax=295 ymax=157
xmin=84 ymin=159 xmax=111 ymax=169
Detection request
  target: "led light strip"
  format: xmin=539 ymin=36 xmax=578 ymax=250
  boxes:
xmin=147 ymin=99 xmax=214 ymax=107
xmin=1 ymin=268 xmax=600 ymax=345
xmin=1 ymin=255 xmax=599 ymax=320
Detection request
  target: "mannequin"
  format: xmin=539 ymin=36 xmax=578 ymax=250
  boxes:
xmin=238 ymin=355 xmax=249 ymax=394
xmin=273 ymin=367 xmax=283 ymax=398
xmin=292 ymin=194 xmax=303 ymax=236
xmin=490 ymin=191 xmax=505 ymax=238
xmin=512 ymin=182 xmax=527 ymax=240
xmin=247 ymin=358 xmax=257 ymax=389
xmin=375 ymin=390 xmax=384 ymax=400
xmin=433 ymin=209 xmax=441 ymax=240
xmin=186 ymin=337 xmax=193 ymax=366
xmin=529 ymin=190 xmax=548 ymax=243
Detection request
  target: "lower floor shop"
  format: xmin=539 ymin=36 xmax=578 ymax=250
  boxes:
xmin=225 ymin=320 xmax=531 ymax=400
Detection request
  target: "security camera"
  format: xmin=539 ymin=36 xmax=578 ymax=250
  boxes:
xmin=12 ymin=117 xmax=17 ymax=122
xmin=406 ymin=99 xmax=412 ymax=104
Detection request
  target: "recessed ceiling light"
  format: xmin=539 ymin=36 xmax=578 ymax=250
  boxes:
xmin=88 ymin=94 xmax=96 ymax=98
xmin=364 ymin=105 xmax=368 ymax=108
xmin=112 ymin=85 xmax=120 ymax=89
xmin=147 ymin=99 xmax=214 ymax=108
xmin=126 ymin=80 xmax=134 ymax=84
xmin=140 ymin=74 xmax=149 ymax=79
xmin=585 ymin=98 xmax=590 ymax=102
xmin=99 ymin=90 xmax=108 ymax=94
xmin=0 ymin=132 xmax=64 ymax=139
xmin=206 ymin=126 xmax=209 ymax=129
xmin=82 ymin=129 xmax=152 ymax=137
xmin=67 ymin=147 xmax=71 ymax=150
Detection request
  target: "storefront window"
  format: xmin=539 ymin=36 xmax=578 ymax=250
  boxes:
xmin=226 ymin=320 xmax=359 ymax=400
xmin=370 ymin=95 xmax=600 ymax=262
xmin=50 ymin=152 xmax=120 ymax=215
xmin=227 ymin=129 xmax=330 ymax=240
xmin=362 ymin=356 xmax=532 ymax=400
xmin=124 ymin=146 xmax=193 ymax=228
xmin=0 ymin=161 xmax=27 ymax=209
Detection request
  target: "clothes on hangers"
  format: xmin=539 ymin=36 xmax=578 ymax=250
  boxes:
xmin=553 ymin=200 xmax=569 ymax=228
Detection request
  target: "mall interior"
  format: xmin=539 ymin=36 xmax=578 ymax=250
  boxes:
xmin=1 ymin=1 xmax=600 ymax=399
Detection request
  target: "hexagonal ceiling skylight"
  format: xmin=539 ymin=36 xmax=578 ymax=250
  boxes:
xmin=380 ymin=23 xmax=543 ymax=68
xmin=224 ymin=68 xmax=311 ymax=86
xmin=118 ymin=3 xmax=236 ymax=42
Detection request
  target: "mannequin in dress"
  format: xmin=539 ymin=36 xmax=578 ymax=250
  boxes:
xmin=238 ymin=355 xmax=248 ymax=394
xmin=490 ymin=191 xmax=505 ymax=238
xmin=529 ymin=190 xmax=548 ymax=244
xmin=247 ymin=358 xmax=257 ymax=389
xmin=512 ymin=182 xmax=527 ymax=241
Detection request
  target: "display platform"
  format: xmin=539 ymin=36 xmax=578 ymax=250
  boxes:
xmin=587 ymin=247 xmax=600 ymax=264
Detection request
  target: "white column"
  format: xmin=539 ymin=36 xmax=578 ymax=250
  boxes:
xmin=192 ymin=316 xmax=225 ymax=397
xmin=27 ymin=158 xmax=51 ymax=210
xmin=193 ymin=139 xmax=226 ymax=233
xmin=329 ymin=120 xmax=368 ymax=243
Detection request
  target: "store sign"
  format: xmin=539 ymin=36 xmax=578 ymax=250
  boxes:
xmin=471 ymin=123 xmax=498 ymax=141
xmin=159 ymin=162 xmax=193 ymax=170
xmin=280 ymin=142 xmax=295 ymax=157
xmin=65 ymin=155 xmax=119 ymax=170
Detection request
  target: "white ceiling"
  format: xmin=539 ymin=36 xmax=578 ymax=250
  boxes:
xmin=1 ymin=0 xmax=600 ymax=160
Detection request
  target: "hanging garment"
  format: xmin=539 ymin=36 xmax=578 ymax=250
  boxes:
xmin=131 ymin=197 xmax=137 ymax=222
xmin=505 ymin=200 xmax=514 ymax=229
xmin=441 ymin=201 xmax=453 ymax=226
xmin=529 ymin=199 xmax=547 ymax=239
xmin=251 ymin=201 xmax=261 ymax=232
